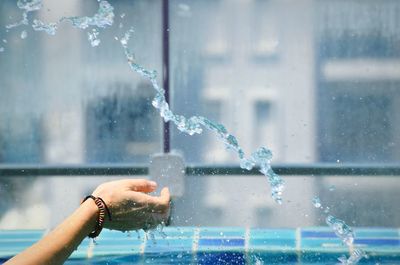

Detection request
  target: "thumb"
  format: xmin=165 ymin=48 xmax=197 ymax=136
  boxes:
xmin=160 ymin=187 xmax=170 ymax=203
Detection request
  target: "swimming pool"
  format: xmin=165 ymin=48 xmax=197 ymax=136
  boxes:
xmin=1 ymin=227 xmax=399 ymax=264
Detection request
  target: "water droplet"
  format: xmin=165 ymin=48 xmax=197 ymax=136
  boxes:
xmin=20 ymin=30 xmax=27 ymax=39
xmin=338 ymin=248 xmax=367 ymax=265
xmin=88 ymin=28 xmax=100 ymax=47
xmin=32 ymin=19 xmax=58 ymax=35
xmin=312 ymin=196 xmax=322 ymax=208
xmin=326 ymin=215 xmax=354 ymax=246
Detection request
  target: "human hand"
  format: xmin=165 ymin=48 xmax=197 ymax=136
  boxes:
xmin=91 ymin=179 xmax=170 ymax=231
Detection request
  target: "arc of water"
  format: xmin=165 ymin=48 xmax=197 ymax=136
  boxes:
xmin=120 ymin=29 xmax=285 ymax=204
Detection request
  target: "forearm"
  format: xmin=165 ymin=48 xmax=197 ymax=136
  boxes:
xmin=5 ymin=200 xmax=98 ymax=265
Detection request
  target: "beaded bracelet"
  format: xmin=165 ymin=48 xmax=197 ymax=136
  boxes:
xmin=81 ymin=195 xmax=112 ymax=238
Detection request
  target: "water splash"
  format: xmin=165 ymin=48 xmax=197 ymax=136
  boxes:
xmin=20 ymin=30 xmax=28 ymax=39
xmin=312 ymin=198 xmax=365 ymax=265
xmin=326 ymin=215 xmax=354 ymax=246
xmin=325 ymin=215 xmax=366 ymax=264
xmin=120 ymin=27 xmax=134 ymax=48
xmin=6 ymin=0 xmax=42 ymax=29
xmin=312 ymin=196 xmax=322 ymax=208
xmin=88 ymin=29 xmax=101 ymax=47
xmin=7 ymin=0 xmax=114 ymax=48
xmin=61 ymin=1 xmax=114 ymax=30
xmin=121 ymin=29 xmax=285 ymax=203
xmin=338 ymin=249 xmax=367 ymax=265
xmin=32 ymin=19 xmax=58 ymax=35
xmin=5 ymin=0 xmax=284 ymax=203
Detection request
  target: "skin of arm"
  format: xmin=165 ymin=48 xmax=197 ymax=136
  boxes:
xmin=5 ymin=179 xmax=170 ymax=265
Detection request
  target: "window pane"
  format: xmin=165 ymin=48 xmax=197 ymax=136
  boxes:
xmin=0 ymin=0 xmax=162 ymax=165
xmin=170 ymin=0 xmax=400 ymax=165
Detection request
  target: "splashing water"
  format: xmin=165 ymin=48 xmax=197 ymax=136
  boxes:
xmin=32 ymin=19 xmax=58 ymax=35
xmin=326 ymin=215 xmax=354 ymax=246
xmin=61 ymin=1 xmax=114 ymax=30
xmin=5 ymin=0 xmax=284 ymax=204
xmin=120 ymin=27 xmax=134 ymax=49
xmin=17 ymin=0 xmax=43 ymax=11
xmin=312 ymin=196 xmax=322 ymax=208
xmin=120 ymin=29 xmax=284 ymax=203
xmin=338 ymin=249 xmax=367 ymax=265
xmin=6 ymin=0 xmax=42 ymax=29
xmin=315 ymin=202 xmax=365 ymax=264
xmin=20 ymin=30 xmax=28 ymax=39
xmin=7 ymin=0 xmax=114 ymax=47
xmin=325 ymin=214 xmax=366 ymax=264
xmin=88 ymin=29 xmax=101 ymax=47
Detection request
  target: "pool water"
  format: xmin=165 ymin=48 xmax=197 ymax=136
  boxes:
xmin=1 ymin=227 xmax=399 ymax=264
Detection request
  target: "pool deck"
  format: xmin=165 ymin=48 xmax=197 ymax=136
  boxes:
xmin=0 ymin=227 xmax=399 ymax=263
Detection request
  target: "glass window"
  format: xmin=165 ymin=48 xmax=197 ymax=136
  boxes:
xmin=1 ymin=0 xmax=400 ymax=232
xmin=0 ymin=0 xmax=162 ymax=165
xmin=0 ymin=0 xmax=162 ymax=229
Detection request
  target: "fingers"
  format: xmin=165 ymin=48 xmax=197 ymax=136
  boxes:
xmin=128 ymin=187 xmax=170 ymax=212
xmin=122 ymin=179 xmax=158 ymax=193
xmin=149 ymin=187 xmax=170 ymax=212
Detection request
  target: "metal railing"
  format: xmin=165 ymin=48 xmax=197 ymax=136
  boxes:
xmin=1 ymin=163 xmax=400 ymax=177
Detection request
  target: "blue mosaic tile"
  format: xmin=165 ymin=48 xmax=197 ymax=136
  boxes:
xmin=354 ymin=228 xmax=400 ymax=238
xmin=1 ymin=227 xmax=400 ymax=263
xmin=69 ymin=254 xmax=143 ymax=264
xmin=197 ymin=251 xmax=246 ymax=265
xmin=92 ymin=230 xmax=144 ymax=256
xmin=69 ymin=238 xmax=90 ymax=259
xmin=301 ymin=237 xmax=347 ymax=252
xmin=248 ymin=252 xmax=298 ymax=264
xmin=250 ymin=228 xmax=296 ymax=239
xmin=199 ymin=228 xmax=245 ymax=238
xmin=354 ymin=238 xmax=400 ymax=247
xmin=249 ymin=228 xmax=296 ymax=251
xmin=0 ymin=240 xmax=38 ymax=249
xmin=301 ymin=251 xmax=345 ymax=263
xmin=145 ymin=238 xmax=193 ymax=253
xmin=197 ymin=239 xmax=245 ymax=252
xmin=301 ymin=230 xmax=337 ymax=238
xmin=249 ymin=238 xmax=296 ymax=250
xmin=97 ymin=230 xmax=145 ymax=240
xmin=92 ymin=241 xmax=142 ymax=256
xmin=143 ymin=252 xmax=192 ymax=264
xmin=161 ymin=227 xmax=195 ymax=238
xmin=0 ymin=230 xmax=44 ymax=240
xmin=363 ymin=253 xmax=400 ymax=263
xmin=199 ymin=238 xmax=244 ymax=247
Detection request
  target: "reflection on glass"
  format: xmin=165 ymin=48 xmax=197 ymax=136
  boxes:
xmin=171 ymin=0 xmax=400 ymax=165
xmin=0 ymin=0 xmax=162 ymax=165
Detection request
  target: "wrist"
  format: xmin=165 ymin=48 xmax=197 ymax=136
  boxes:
xmin=81 ymin=195 xmax=112 ymax=238
xmin=80 ymin=199 xmax=100 ymax=235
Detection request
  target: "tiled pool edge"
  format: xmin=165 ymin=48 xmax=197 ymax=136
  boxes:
xmin=0 ymin=227 xmax=399 ymax=263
